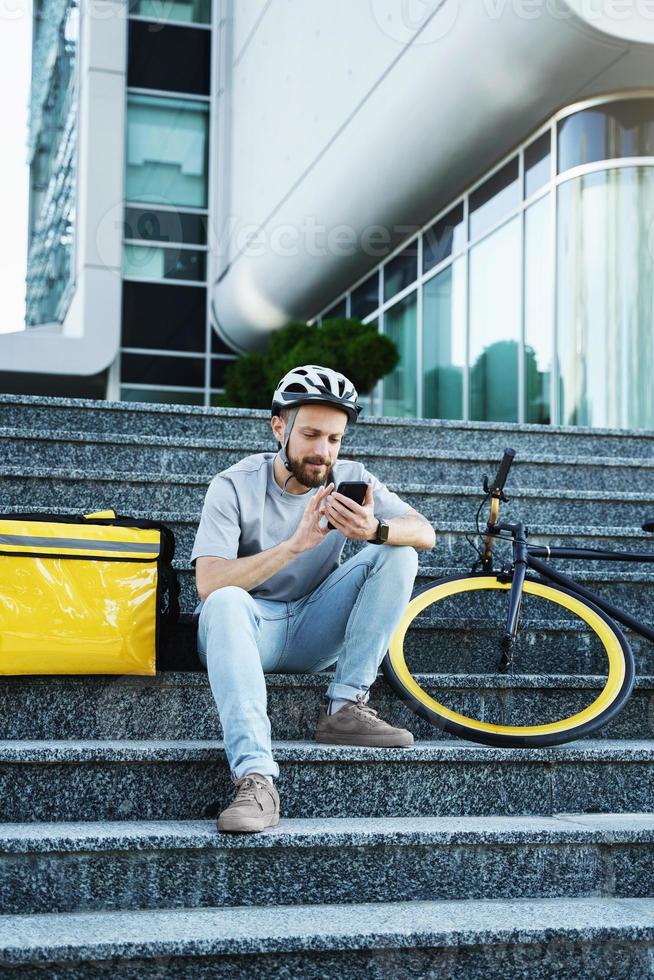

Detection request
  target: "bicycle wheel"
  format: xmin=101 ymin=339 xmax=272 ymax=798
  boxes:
xmin=381 ymin=573 xmax=635 ymax=748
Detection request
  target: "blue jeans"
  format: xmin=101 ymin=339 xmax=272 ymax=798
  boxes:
xmin=196 ymin=544 xmax=419 ymax=781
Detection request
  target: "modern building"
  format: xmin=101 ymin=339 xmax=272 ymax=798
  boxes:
xmin=3 ymin=0 xmax=654 ymax=429
xmin=4 ymin=0 xmax=231 ymax=404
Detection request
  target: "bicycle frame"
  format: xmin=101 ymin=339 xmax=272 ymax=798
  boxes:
xmin=487 ymin=521 xmax=654 ymax=648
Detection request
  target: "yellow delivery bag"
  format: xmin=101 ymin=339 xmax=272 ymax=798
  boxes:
xmin=0 ymin=510 xmax=180 ymax=675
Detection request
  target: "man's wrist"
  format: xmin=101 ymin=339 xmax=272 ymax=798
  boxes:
xmin=368 ymin=518 xmax=389 ymax=544
xmin=284 ymin=538 xmax=303 ymax=559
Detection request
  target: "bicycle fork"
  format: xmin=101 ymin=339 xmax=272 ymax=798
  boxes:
xmin=496 ymin=522 xmax=529 ymax=674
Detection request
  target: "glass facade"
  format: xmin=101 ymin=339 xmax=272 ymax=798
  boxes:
xmin=317 ymin=95 xmax=654 ymax=430
xmin=382 ymin=293 xmax=418 ymax=417
xmin=469 ymin=218 xmax=521 ymax=422
xmin=125 ymin=94 xmax=209 ymax=209
xmin=422 ymin=260 xmax=465 ymax=419
xmin=128 ymin=20 xmax=211 ymax=95
xmin=524 ymin=195 xmax=552 ymax=424
xmin=25 ymin=0 xmax=78 ymax=326
xmin=557 ymin=167 xmax=654 ymax=429
xmin=119 ymin=1 xmax=238 ymax=407
xmin=129 ymin=0 xmax=211 ymax=24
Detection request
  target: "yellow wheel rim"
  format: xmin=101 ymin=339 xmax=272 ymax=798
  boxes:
xmin=387 ymin=576 xmax=626 ymax=737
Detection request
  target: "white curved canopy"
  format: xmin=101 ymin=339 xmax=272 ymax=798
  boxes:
xmin=212 ymin=0 xmax=654 ymax=351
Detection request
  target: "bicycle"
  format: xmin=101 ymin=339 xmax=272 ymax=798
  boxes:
xmin=381 ymin=449 xmax=654 ymax=747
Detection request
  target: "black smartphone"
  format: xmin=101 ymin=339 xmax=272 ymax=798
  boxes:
xmin=326 ymin=481 xmax=369 ymax=530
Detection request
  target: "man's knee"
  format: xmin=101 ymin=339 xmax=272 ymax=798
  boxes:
xmin=199 ymin=585 xmax=259 ymax=630
xmin=373 ymin=544 xmax=419 ymax=579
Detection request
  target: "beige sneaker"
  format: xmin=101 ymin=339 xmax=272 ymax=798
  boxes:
xmin=315 ymin=696 xmax=414 ymax=747
xmin=217 ymin=773 xmax=280 ymax=833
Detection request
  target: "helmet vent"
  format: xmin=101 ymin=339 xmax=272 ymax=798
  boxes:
xmin=317 ymin=373 xmax=330 ymax=389
xmin=285 ymin=382 xmax=307 ymax=393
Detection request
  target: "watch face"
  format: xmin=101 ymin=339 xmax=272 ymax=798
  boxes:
xmin=379 ymin=521 xmax=390 ymax=542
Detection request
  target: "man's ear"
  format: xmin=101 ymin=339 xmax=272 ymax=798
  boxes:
xmin=271 ymin=414 xmax=285 ymax=445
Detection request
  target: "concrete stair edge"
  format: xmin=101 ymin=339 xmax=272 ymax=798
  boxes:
xmin=2 ymin=895 xmax=654 ymax=964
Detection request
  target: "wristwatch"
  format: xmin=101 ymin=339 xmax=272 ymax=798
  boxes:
xmin=370 ymin=518 xmax=390 ymax=544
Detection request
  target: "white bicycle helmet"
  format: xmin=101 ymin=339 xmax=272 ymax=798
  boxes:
xmin=271 ymin=364 xmax=362 ymax=484
xmin=272 ymin=364 xmax=361 ymax=423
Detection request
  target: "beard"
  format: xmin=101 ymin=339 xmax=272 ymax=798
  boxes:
xmin=286 ymin=447 xmax=331 ymax=489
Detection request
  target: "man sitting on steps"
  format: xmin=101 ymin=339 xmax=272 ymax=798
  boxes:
xmin=191 ymin=364 xmax=436 ymax=833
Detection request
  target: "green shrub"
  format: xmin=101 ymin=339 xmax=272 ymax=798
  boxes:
xmin=223 ymin=318 xmax=399 ymax=412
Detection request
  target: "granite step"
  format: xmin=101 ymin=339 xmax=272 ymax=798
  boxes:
xmin=160 ymin=610 xmax=654 ymax=676
xmin=3 ymin=393 xmax=654 ymax=459
xmin=1 ymin=672 xmax=652 ymax=742
xmin=1 ymin=739 xmax=653 ymax=823
xmin=5 ymin=505 xmax=654 ymax=573
xmin=402 ymin=618 xmax=654 ymax=674
xmin=3 ymin=466 xmax=653 ymax=528
xmin=173 ymin=559 xmax=654 ymax=619
xmin=2 ymin=895 xmax=654 ymax=978
xmin=2 ymin=813 xmax=653 ymax=915
xmin=4 ymin=427 xmax=654 ymax=493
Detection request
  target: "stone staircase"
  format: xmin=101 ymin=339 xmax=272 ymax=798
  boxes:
xmin=1 ymin=392 xmax=654 ymax=977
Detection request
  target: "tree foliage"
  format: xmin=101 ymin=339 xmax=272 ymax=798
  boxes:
xmin=221 ymin=318 xmax=399 ymax=410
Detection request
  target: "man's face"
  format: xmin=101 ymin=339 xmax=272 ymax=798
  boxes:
xmin=283 ymin=404 xmax=348 ymax=488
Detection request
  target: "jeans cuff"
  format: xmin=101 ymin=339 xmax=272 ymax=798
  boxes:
xmin=325 ymin=682 xmax=370 ymax=703
xmin=231 ymin=759 xmax=280 ymax=781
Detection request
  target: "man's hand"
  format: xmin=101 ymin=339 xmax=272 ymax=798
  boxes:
xmin=323 ymin=483 xmax=378 ymax=541
xmin=288 ymin=482 xmax=335 ymax=555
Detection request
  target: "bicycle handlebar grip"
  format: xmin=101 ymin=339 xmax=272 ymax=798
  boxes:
xmin=490 ymin=448 xmax=516 ymax=494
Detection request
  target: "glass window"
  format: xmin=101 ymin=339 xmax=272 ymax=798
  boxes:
xmin=524 ymin=132 xmax=551 ymax=198
xmin=121 ymin=353 xmax=206 ymax=387
xmin=322 ymin=298 xmax=346 ymax=321
xmin=558 ymin=99 xmax=654 ymax=173
xmin=382 ymin=292 xmax=417 ymax=417
xmin=121 ymin=386 xmax=205 ymax=405
xmin=211 ymin=329 xmax=234 ymax=354
xmin=121 ymin=280 xmax=206 ymax=352
xmin=129 ymin=0 xmax=211 ymax=24
xmin=383 ymin=244 xmax=418 ymax=302
xmin=469 ymin=217 xmax=521 ymax=422
xmin=128 ymin=20 xmax=211 ymax=96
xmin=124 ymin=206 xmax=208 ymax=245
xmin=524 ymin=195 xmax=552 ymax=424
xmin=422 ymin=260 xmax=465 ymax=420
xmin=122 ymin=244 xmax=206 ymax=281
xmin=469 ymin=158 xmax=520 ymax=241
xmin=125 ymin=94 xmax=209 ymax=208
xmin=359 ymin=318 xmax=378 ymax=416
xmin=557 ymin=167 xmax=654 ymax=429
xmin=350 ymin=272 xmax=379 ymax=320
xmin=423 ymin=203 xmax=465 ymax=273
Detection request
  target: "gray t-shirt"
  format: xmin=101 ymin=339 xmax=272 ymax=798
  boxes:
xmin=191 ymin=451 xmax=412 ymax=603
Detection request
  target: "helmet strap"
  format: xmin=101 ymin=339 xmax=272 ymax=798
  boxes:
xmin=279 ymin=406 xmax=300 ymax=472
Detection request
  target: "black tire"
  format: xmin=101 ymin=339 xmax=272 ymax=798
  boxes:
xmin=381 ymin=572 xmax=635 ymax=748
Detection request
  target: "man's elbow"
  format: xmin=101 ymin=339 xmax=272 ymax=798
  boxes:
xmin=195 ymin=557 xmax=228 ymax=601
xmin=417 ymin=522 xmax=436 ymax=551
